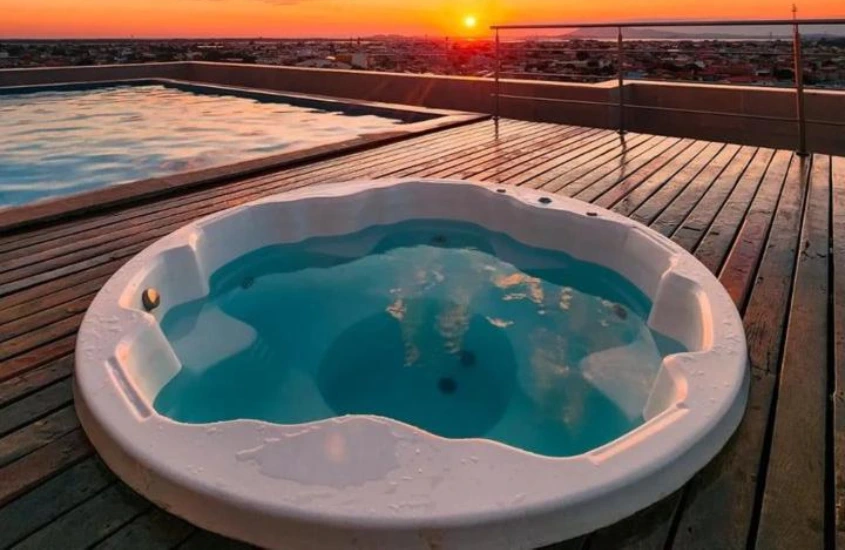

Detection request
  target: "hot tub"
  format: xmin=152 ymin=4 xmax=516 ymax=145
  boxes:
xmin=75 ymin=179 xmax=748 ymax=549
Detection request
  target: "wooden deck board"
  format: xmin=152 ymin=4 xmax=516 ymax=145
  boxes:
xmin=685 ymin=148 xmax=775 ymax=273
xmin=832 ymin=155 xmax=845 ymax=549
xmin=594 ymin=140 xmax=715 ymax=212
xmin=0 ymin=457 xmax=115 ymax=548
xmin=756 ymin=156 xmax=831 ymax=550
xmin=0 ymin=119 xmax=841 ymax=550
xmin=91 ymin=508 xmax=194 ymax=550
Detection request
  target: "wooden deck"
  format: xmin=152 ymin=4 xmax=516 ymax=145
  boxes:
xmin=0 ymin=119 xmax=843 ymax=550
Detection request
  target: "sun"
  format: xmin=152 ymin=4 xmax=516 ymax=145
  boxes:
xmin=463 ymin=15 xmax=477 ymax=29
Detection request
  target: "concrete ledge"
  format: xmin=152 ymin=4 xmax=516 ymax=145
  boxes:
xmin=625 ymin=81 xmax=845 ymax=153
xmin=0 ymin=62 xmax=190 ymax=87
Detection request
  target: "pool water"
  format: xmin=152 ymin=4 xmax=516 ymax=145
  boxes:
xmin=155 ymin=220 xmax=686 ymax=457
xmin=0 ymin=84 xmax=404 ymax=207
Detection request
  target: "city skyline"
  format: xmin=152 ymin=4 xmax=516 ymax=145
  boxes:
xmin=1 ymin=0 xmax=844 ymax=39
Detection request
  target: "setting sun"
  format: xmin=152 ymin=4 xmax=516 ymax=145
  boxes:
xmin=463 ymin=15 xmax=478 ymax=29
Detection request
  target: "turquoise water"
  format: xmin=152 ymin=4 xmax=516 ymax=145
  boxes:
xmin=155 ymin=220 xmax=685 ymax=457
xmin=0 ymin=84 xmax=403 ymax=207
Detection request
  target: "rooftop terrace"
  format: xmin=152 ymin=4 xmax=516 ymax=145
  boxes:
xmin=0 ymin=114 xmax=843 ymax=549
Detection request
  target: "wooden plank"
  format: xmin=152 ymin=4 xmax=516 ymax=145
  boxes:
xmin=0 ymin=429 xmax=93 ymax=507
xmin=627 ymin=144 xmax=738 ymax=225
xmin=533 ymin=135 xmax=674 ymax=194
xmin=738 ymin=155 xmax=809 ymax=368
xmin=0 ymin=355 xmax=73 ymax=408
xmin=436 ymin=127 xmax=603 ymax=179
xmin=411 ymin=125 xmax=592 ymax=179
xmin=92 ymin=508 xmax=194 ymax=550
xmin=0 ymin=314 xmax=83 ymax=362
xmin=832 ymin=155 xmax=845 ymax=549
xmin=670 ymin=154 xmax=809 ymax=550
xmin=11 ymin=483 xmax=150 ymax=550
xmin=0 ymin=335 xmax=76 ymax=383
xmin=281 ymin=120 xmax=534 ymax=185
xmin=549 ymin=137 xmax=686 ymax=196
xmin=690 ymin=149 xmax=776 ymax=273
xmin=669 ymin=147 xmax=760 ymax=252
xmin=0 ymin=291 xmax=93 ymax=342
xmin=0 ymin=246 xmax=135 ymax=298
xmin=597 ymin=140 xmax=716 ymax=213
xmin=338 ymin=120 xmax=566 ymax=179
xmin=588 ymin=491 xmax=682 ymax=550
xmin=0 ymin=405 xmax=79 ymax=467
xmin=0 ymin=457 xmax=114 ymax=548
xmin=469 ymin=130 xmax=621 ymax=182
xmin=717 ymin=151 xmax=794 ymax=309
xmin=0 ymin=261 xmax=119 ymax=314
xmin=464 ymin=130 xmax=617 ymax=181
xmin=756 ymin=155 xmax=831 ymax=550
xmin=505 ymin=133 xmax=657 ymax=188
xmin=652 ymin=147 xmax=756 ymax=241
xmin=0 ymin=378 xmax=74 ymax=437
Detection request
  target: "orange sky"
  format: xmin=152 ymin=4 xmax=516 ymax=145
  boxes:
xmin=0 ymin=0 xmax=843 ymax=38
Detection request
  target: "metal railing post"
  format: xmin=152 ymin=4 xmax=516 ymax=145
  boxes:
xmin=617 ymin=26 xmax=625 ymax=135
xmin=792 ymin=20 xmax=808 ymax=156
xmin=494 ymin=28 xmax=501 ymax=131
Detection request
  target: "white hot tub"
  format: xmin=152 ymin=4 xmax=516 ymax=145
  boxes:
xmin=75 ymin=179 xmax=749 ymax=549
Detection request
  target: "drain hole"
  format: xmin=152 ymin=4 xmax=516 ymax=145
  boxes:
xmin=496 ymin=188 xmax=506 ymax=194
xmin=459 ymin=350 xmax=476 ymax=367
xmin=431 ymin=235 xmax=448 ymax=245
xmin=538 ymin=197 xmax=552 ymax=205
xmin=438 ymin=377 xmax=457 ymax=395
xmin=587 ymin=211 xmax=599 ymax=217
xmin=241 ymin=277 xmax=255 ymax=289
xmin=612 ymin=304 xmax=628 ymax=320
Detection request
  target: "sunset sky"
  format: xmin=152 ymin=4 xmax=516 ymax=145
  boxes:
xmin=1 ymin=0 xmax=843 ymax=38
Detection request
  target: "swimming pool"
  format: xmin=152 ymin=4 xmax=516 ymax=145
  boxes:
xmin=76 ymin=179 xmax=749 ymax=549
xmin=0 ymin=82 xmax=416 ymax=207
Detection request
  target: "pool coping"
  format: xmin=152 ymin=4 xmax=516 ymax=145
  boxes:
xmin=0 ymin=79 xmax=486 ymax=234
